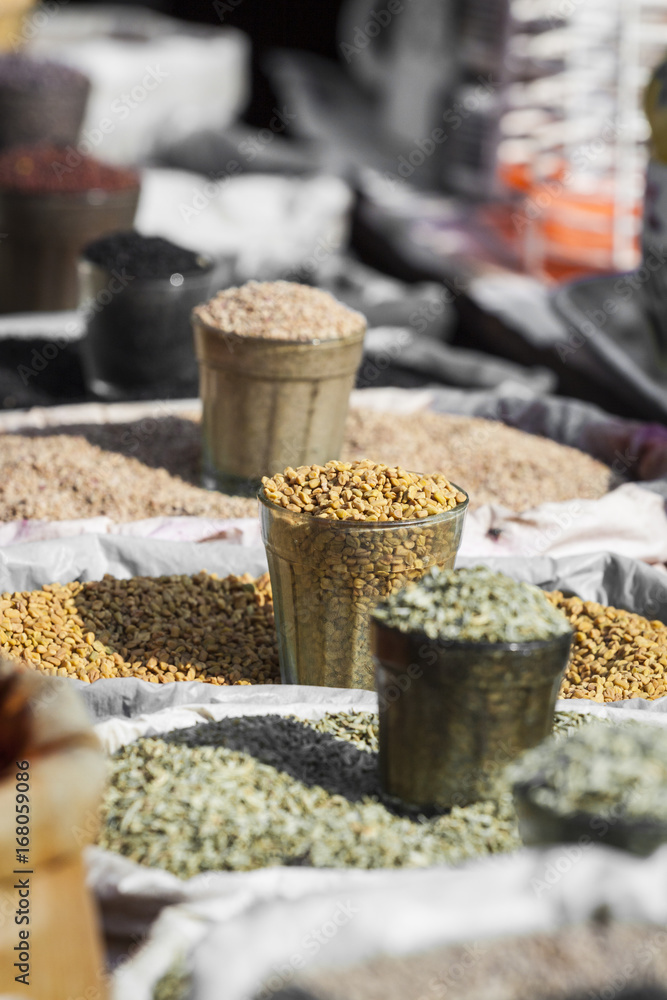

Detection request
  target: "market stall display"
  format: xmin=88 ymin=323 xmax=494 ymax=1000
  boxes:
xmin=260 ymin=460 xmax=467 ymax=689
xmin=0 ymin=54 xmax=90 ymax=151
xmin=0 ymin=144 xmax=140 ymax=312
xmin=372 ymin=567 xmax=572 ymax=810
xmin=193 ymin=281 xmax=366 ymax=496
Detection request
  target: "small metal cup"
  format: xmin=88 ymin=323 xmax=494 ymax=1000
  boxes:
xmin=372 ymin=621 xmax=572 ymax=811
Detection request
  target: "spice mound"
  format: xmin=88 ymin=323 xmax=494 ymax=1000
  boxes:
xmin=262 ymin=459 xmax=467 ymax=521
xmin=82 ymin=230 xmax=209 ymax=280
xmin=548 ymin=593 xmax=667 ymax=702
xmin=0 ymin=144 xmax=139 ymax=194
xmin=0 ymin=571 xmax=278 ymax=685
xmin=512 ymin=719 xmax=667 ymax=824
xmin=374 ymin=566 xmax=571 ymax=643
xmin=194 ymin=280 xmax=365 ymax=342
xmin=98 ymin=711 xmax=520 ymax=877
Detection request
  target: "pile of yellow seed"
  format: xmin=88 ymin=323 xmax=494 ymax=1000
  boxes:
xmin=262 ymin=460 xmax=467 ymax=521
xmin=0 ymin=572 xmax=279 ymax=685
xmin=549 ymin=592 xmax=667 ymax=702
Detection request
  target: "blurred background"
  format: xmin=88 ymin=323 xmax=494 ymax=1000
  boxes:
xmin=1 ymin=0 xmax=667 ymax=423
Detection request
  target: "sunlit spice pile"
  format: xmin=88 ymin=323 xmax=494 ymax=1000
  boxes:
xmin=0 ymin=572 xmax=278 ymax=685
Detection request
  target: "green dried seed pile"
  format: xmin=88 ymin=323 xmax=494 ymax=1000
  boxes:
xmin=510 ymin=719 xmax=667 ymax=822
xmin=373 ymin=566 xmax=571 ymax=643
xmin=99 ymin=713 xmax=519 ymax=878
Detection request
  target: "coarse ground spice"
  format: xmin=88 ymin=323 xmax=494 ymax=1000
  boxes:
xmin=548 ymin=593 xmax=667 ymax=702
xmin=194 ymin=280 xmax=365 ymax=342
xmin=262 ymin=460 xmax=466 ymax=520
xmin=82 ymin=230 xmax=208 ymax=280
xmin=0 ymin=571 xmax=278 ymax=685
xmin=276 ymin=922 xmax=667 ymax=1000
xmin=0 ymin=144 xmax=139 ymax=194
xmin=0 ymin=408 xmax=614 ymax=523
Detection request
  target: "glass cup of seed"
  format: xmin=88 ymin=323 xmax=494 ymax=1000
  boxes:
xmin=192 ymin=281 xmax=366 ymax=498
xmin=259 ymin=459 xmax=469 ymax=690
xmin=371 ymin=566 xmax=573 ymax=812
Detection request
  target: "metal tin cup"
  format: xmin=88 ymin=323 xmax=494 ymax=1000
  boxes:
xmin=259 ymin=487 xmax=468 ymax=690
xmin=512 ymin=781 xmax=667 ymax=858
xmin=193 ymin=316 xmax=366 ymax=497
xmin=372 ymin=624 xmax=572 ymax=811
xmin=78 ymin=256 xmax=223 ymax=400
xmin=0 ymin=185 xmax=140 ymax=313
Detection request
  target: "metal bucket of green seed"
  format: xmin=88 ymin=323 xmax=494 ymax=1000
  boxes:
xmin=371 ymin=567 xmax=573 ymax=812
xmin=259 ymin=460 xmax=468 ymax=690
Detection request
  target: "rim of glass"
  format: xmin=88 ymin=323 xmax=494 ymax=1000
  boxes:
xmin=370 ymin=616 xmax=573 ymax=652
xmin=194 ymin=317 xmax=367 ymax=348
xmin=257 ymin=482 xmax=469 ymax=527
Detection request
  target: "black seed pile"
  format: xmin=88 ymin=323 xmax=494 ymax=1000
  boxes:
xmin=165 ymin=715 xmax=379 ymax=802
xmin=82 ymin=230 xmax=208 ymax=279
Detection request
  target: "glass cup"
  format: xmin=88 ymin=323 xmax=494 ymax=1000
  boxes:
xmin=260 ymin=486 xmax=468 ymax=690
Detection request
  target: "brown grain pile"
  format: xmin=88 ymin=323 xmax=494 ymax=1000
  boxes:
xmin=0 ymin=408 xmax=614 ymax=522
xmin=0 ymin=571 xmax=279 ymax=685
xmin=343 ymin=408 xmax=615 ymax=510
xmin=277 ymin=922 xmax=667 ymax=1000
xmin=194 ymin=280 xmax=365 ymax=341
xmin=550 ymin=592 xmax=667 ymax=702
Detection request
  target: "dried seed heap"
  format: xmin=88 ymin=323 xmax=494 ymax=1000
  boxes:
xmin=343 ymin=408 xmax=615 ymax=511
xmin=279 ymin=922 xmax=667 ymax=1000
xmin=262 ymin=460 xmax=466 ymax=521
xmin=194 ymin=280 xmax=364 ymax=342
xmin=374 ymin=566 xmax=571 ymax=643
xmin=512 ymin=719 xmax=667 ymax=823
xmin=99 ymin=712 xmax=520 ymax=877
xmin=548 ymin=593 xmax=667 ymax=702
xmin=0 ymin=432 xmax=257 ymax=521
xmin=0 ymin=408 xmax=613 ymax=524
xmin=261 ymin=462 xmax=467 ymax=688
xmin=0 ymin=572 xmax=278 ymax=685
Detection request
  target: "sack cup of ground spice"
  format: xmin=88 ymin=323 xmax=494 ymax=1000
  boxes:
xmin=79 ymin=230 xmax=222 ymax=400
xmin=192 ymin=280 xmax=367 ymax=496
xmin=0 ymin=54 xmax=90 ymax=153
xmin=0 ymin=143 xmax=140 ymax=313
xmin=259 ymin=459 xmax=468 ymax=690
xmin=371 ymin=566 xmax=573 ymax=811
